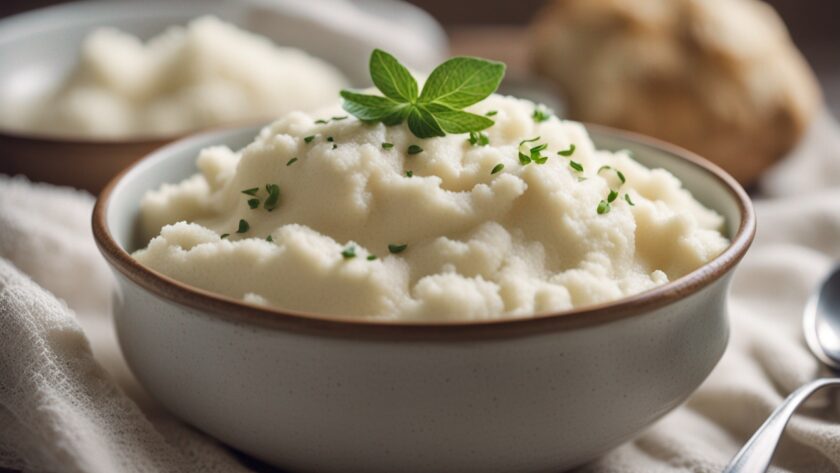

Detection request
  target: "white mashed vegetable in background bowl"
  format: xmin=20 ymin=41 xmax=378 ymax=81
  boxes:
xmin=1 ymin=16 xmax=346 ymax=139
xmin=133 ymin=94 xmax=729 ymax=321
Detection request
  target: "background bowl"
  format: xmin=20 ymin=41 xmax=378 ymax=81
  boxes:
xmin=0 ymin=0 xmax=446 ymax=193
xmin=93 ymin=125 xmax=754 ymax=473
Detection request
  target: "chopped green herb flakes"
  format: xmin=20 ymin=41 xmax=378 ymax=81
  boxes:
xmin=598 ymin=165 xmax=626 ymax=184
xmin=532 ymin=105 xmax=551 ymax=123
xmin=263 ymin=184 xmax=280 ymax=211
xmin=597 ymin=200 xmax=610 ymax=215
xmin=557 ymin=144 xmax=576 ymax=157
xmin=519 ymin=136 xmax=541 ymax=146
xmin=388 ymin=243 xmax=408 ymax=254
xmin=468 ymin=131 xmax=489 ymax=146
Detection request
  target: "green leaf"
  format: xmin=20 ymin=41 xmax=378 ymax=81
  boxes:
xmin=340 ymin=90 xmax=403 ymax=122
xmin=370 ymin=49 xmax=418 ymax=102
xmin=340 ymin=50 xmax=506 ymax=140
xmin=491 ymin=163 xmax=504 ymax=174
xmin=418 ymin=56 xmax=505 ymax=109
xmin=423 ymin=103 xmax=494 ymax=134
xmin=407 ymin=106 xmax=445 ymax=139
xmin=380 ymin=105 xmax=411 ymax=126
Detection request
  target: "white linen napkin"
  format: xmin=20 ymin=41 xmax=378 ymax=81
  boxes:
xmin=1 ymin=111 xmax=840 ymax=473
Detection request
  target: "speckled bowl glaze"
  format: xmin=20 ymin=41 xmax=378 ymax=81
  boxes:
xmin=93 ymin=124 xmax=755 ymax=473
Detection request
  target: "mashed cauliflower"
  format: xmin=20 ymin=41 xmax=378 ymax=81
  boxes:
xmin=0 ymin=16 xmax=345 ymax=139
xmin=133 ymin=94 xmax=729 ymax=321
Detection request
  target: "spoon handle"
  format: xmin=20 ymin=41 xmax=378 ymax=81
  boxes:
xmin=723 ymin=377 xmax=840 ymax=473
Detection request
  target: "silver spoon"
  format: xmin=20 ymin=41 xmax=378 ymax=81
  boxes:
xmin=723 ymin=266 xmax=840 ymax=473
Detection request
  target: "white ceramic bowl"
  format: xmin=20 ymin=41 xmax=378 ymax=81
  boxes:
xmin=93 ymin=124 xmax=755 ymax=473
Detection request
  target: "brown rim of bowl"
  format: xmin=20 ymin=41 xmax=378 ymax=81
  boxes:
xmin=0 ymin=127 xmax=182 ymax=146
xmin=0 ymin=117 xmax=273 ymax=145
xmin=92 ymin=123 xmax=756 ymax=340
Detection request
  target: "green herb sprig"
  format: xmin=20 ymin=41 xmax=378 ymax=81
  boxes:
xmin=340 ymin=49 xmax=505 ymax=139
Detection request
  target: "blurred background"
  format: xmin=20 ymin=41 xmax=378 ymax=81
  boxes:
xmin=2 ymin=0 xmax=837 ymax=114
xmin=0 ymin=0 xmax=837 ymax=190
